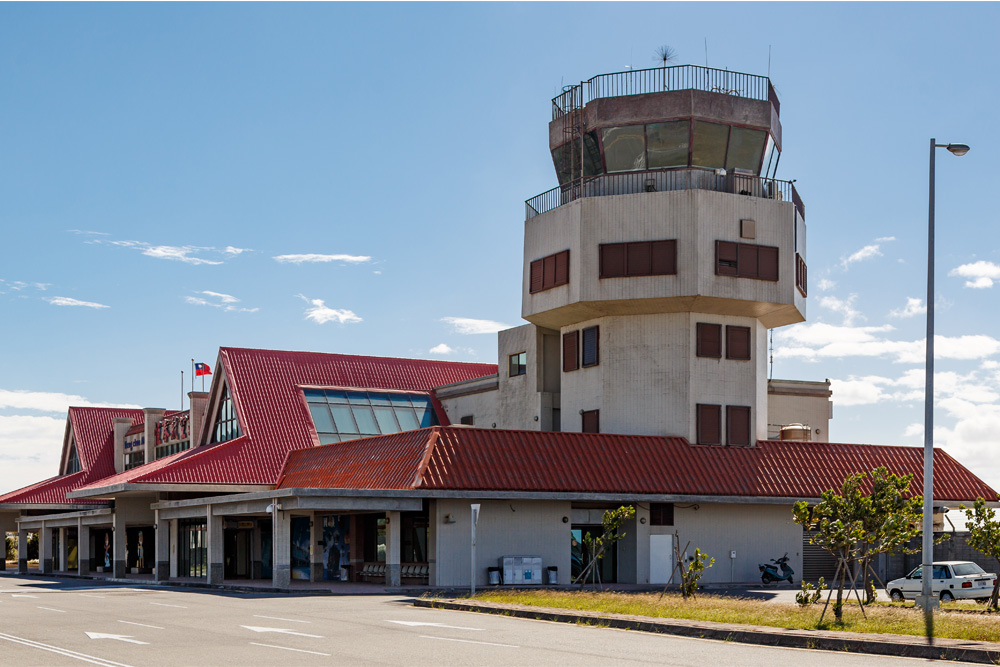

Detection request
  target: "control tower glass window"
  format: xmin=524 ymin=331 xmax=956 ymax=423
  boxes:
xmin=602 ymin=126 xmax=646 ymax=172
xmin=691 ymin=121 xmax=730 ymax=169
xmin=726 ymin=127 xmax=767 ymax=173
xmin=303 ymin=388 xmax=438 ymax=445
xmin=646 ymin=121 xmax=689 ymax=169
xmin=552 ymin=131 xmax=602 ymax=185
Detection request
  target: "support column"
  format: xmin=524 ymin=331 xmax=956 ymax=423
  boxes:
xmin=58 ymin=527 xmax=68 ymax=572
xmin=40 ymin=523 xmax=53 ymax=574
xmin=385 ymin=511 xmax=401 ymax=587
xmin=207 ymin=508 xmax=224 ymax=585
xmin=17 ymin=528 xmax=29 ymax=574
xmin=78 ymin=522 xmax=90 ymax=576
xmin=310 ymin=513 xmax=323 ymax=582
xmin=155 ymin=511 xmax=170 ymax=582
xmin=252 ymin=521 xmax=262 ymax=580
xmin=0 ymin=515 xmax=15 ymax=572
xmin=169 ymin=519 xmax=178 ymax=579
xmin=112 ymin=516 xmax=127 ymax=579
xmin=272 ymin=507 xmax=291 ymax=589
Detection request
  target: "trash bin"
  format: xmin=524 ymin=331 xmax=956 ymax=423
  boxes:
xmin=547 ymin=566 xmax=558 ymax=585
xmin=488 ymin=566 xmax=501 ymax=585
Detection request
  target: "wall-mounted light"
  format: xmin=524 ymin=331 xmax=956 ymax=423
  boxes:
xmin=444 ymin=514 xmax=456 ymax=524
xmin=533 ymin=416 xmax=539 ymax=422
xmin=492 ymin=423 xmax=497 ymax=428
xmin=561 ymin=516 xmax=569 ymax=524
xmin=639 ymin=517 xmax=647 ymax=524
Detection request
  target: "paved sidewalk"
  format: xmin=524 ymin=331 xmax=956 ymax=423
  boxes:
xmin=415 ymin=598 xmax=1000 ymax=665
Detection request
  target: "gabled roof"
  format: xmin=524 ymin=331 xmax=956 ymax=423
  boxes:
xmin=211 ymin=347 xmax=497 ymax=484
xmin=276 ymin=427 xmax=999 ymax=502
xmin=0 ymin=471 xmax=105 ymax=506
xmin=69 ymin=407 xmax=146 ymax=480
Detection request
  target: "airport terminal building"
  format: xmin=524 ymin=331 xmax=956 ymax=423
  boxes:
xmin=2 ymin=64 xmax=996 ymax=589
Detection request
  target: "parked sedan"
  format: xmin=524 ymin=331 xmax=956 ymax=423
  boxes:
xmin=886 ymin=561 xmax=996 ymax=602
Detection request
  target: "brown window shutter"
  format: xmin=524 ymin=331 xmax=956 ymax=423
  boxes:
xmin=563 ymin=330 xmax=579 ymax=372
xmin=738 ymin=243 xmax=758 ymax=279
xmin=696 ymin=322 xmax=722 ymax=358
xmin=697 ymin=404 xmax=721 ymax=445
xmin=543 ymin=254 xmax=557 ymax=289
xmin=582 ymin=409 xmax=599 ymax=434
xmin=726 ymin=326 xmax=751 ymax=360
xmin=716 ymin=241 xmax=738 ymax=276
xmin=727 ymin=405 xmax=751 ymax=446
xmin=600 ymin=244 xmax=626 ymax=278
xmin=758 ymin=245 xmax=779 ymax=281
xmin=582 ymin=326 xmax=599 ymax=367
xmin=650 ymin=240 xmax=677 ymax=275
xmin=529 ymin=259 xmax=543 ymax=293
xmin=796 ymin=253 xmax=807 ymax=296
xmin=626 ymin=242 xmax=651 ymax=276
xmin=554 ymin=250 xmax=569 ymax=286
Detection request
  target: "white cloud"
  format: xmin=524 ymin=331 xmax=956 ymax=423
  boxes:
xmin=429 ymin=344 xmax=454 ymax=355
xmin=816 ymin=278 xmax=836 ymax=291
xmin=0 ymin=280 xmax=49 ymax=294
xmin=889 ymin=297 xmax=926 ymax=319
xmin=201 ymin=291 xmax=239 ymax=303
xmin=298 ymin=295 xmax=362 ymax=325
xmin=141 ymin=245 xmax=223 ymax=265
xmin=0 ymin=389 xmax=140 ymax=413
xmin=67 ymin=229 xmax=110 ymax=236
xmin=840 ymin=243 xmax=884 ymax=269
xmin=185 ymin=291 xmax=257 ymax=313
xmin=819 ymin=294 xmax=864 ymax=326
xmin=224 ymin=246 xmax=250 ymax=255
xmin=46 ymin=296 xmax=110 ymax=309
xmin=441 ymin=316 xmax=512 ymax=335
xmin=274 ymin=253 xmax=372 ymax=264
xmin=0 ymin=415 xmax=67 ymax=495
xmin=949 ymin=261 xmax=1000 ymax=289
xmin=875 ymin=236 xmax=896 ymax=243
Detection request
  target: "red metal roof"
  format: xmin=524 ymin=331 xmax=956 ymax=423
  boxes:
xmin=69 ymin=407 xmax=146 ymax=481
xmin=215 ymin=347 xmax=497 ymax=485
xmin=277 ymin=427 xmax=998 ymax=502
xmin=0 ymin=471 xmax=105 ymax=506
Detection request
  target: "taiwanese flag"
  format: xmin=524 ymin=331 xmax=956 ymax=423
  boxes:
xmin=194 ymin=363 xmax=212 ymax=376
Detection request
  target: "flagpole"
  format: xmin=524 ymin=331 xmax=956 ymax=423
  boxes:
xmin=181 ymin=371 xmax=184 ymax=411
xmin=190 ymin=359 xmax=194 ymax=393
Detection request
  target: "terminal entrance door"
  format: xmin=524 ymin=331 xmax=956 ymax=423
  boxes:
xmin=224 ymin=528 xmax=252 ymax=579
xmin=571 ymin=525 xmax=617 ymax=584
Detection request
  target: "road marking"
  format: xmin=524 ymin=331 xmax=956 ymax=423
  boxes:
xmin=38 ymin=606 xmax=67 ymax=613
xmin=250 ymin=643 xmax=332 ymax=656
xmin=254 ymin=614 xmax=312 ymax=624
xmin=150 ymin=602 xmax=186 ymax=608
xmin=0 ymin=631 xmax=136 ymax=667
xmin=419 ymin=635 xmax=519 ymax=648
xmin=79 ymin=594 xmax=107 ymax=599
xmin=11 ymin=594 xmax=39 ymax=598
xmin=85 ymin=632 xmax=150 ymax=646
xmin=389 ymin=620 xmax=483 ymax=631
xmin=119 ymin=621 xmax=164 ymax=630
xmin=241 ymin=625 xmax=323 ymax=638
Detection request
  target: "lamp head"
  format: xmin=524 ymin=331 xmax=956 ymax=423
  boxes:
xmin=947 ymin=143 xmax=970 ymax=157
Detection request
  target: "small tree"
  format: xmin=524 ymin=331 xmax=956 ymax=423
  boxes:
xmin=679 ymin=547 xmax=714 ymax=599
xmin=960 ymin=498 xmax=1000 ymax=611
xmin=796 ymin=578 xmax=827 ymax=606
xmin=574 ymin=506 xmax=635 ymax=588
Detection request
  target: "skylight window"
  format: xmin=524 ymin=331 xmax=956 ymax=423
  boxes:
xmin=212 ymin=384 xmax=242 ymax=444
xmin=303 ymin=388 xmax=437 ymax=445
xmin=65 ymin=439 xmax=81 ymax=474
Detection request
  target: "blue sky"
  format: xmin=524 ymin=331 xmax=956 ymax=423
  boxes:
xmin=2 ymin=2 xmax=1000 ymax=495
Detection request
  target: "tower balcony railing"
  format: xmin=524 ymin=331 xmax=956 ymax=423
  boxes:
xmin=552 ymin=65 xmax=779 ymax=121
xmin=525 ymin=168 xmax=805 ymax=221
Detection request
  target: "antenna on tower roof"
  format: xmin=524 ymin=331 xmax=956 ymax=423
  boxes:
xmin=769 ymin=329 xmax=774 ymax=380
xmin=768 ymin=45 xmax=772 ymax=78
xmin=704 ymin=38 xmax=709 ymax=67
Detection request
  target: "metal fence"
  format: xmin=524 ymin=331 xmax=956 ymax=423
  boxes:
xmin=552 ymin=65 xmax=777 ymax=120
xmin=525 ymin=168 xmax=803 ymax=220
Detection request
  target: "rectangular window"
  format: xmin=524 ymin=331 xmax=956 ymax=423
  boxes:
xmin=796 ymin=253 xmax=808 ymax=297
xmin=696 ymin=323 xmax=722 ymax=358
xmin=727 ymin=405 xmax=752 ymax=446
xmin=563 ymin=330 xmax=579 ymax=372
xmin=529 ymin=250 xmax=570 ymax=293
xmin=600 ymin=240 xmax=676 ymax=279
xmin=459 ymin=415 xmax=474 ymax=426
xmin=726 ymin=326 xmax=751 ymax=360
xmin=649 ymin=503 xmax=674 ymax=526
xmin=582 ymin=326 xmax=599 ymax=368
xmin=582 ymin=409 xmax=600 ymax=434
xmin=715 ymin=241 xmax=779 ymax=281
xmin=508 ymin=351 xmax=526 ymax=377
xmin=696 ymin=404 xmax=721 ymax=445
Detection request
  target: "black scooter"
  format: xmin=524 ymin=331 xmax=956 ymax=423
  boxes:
xmin=759 ymin=553 xmax=794 ymax=585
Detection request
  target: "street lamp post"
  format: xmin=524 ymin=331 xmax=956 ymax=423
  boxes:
xmin=918 ymin=139 xmax=969 ymax=631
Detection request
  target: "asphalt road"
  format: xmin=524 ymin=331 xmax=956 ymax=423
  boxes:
xmin=0 ymin=575 xmax=964 ymax=666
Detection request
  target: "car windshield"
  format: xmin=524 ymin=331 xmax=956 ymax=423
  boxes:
xmin=952 ymin=562 xmax=987 ymax=576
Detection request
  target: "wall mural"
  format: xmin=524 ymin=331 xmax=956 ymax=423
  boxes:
xmin=322 ymin=516 xmax=349 ymax=581
xmin=290 ymin=516 xmax=311 ymax=580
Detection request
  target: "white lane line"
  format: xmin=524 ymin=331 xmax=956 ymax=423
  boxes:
xmin=149 ymin=602 xmax=187 ymax=608
xmin=0 ymin=631 xmax=136 ymax=667
xmin=250 ymin=642 xmax=332 ymax=656
xmin=85 ymin=632 xmax=149 ymax=645
xmin=253 ymin=614 xmax=312 ymax=624
xmin=119 ymin=620 xmax=165 ymax=630
xmin=79 ymin=594 xmax=107 ymax=599
xmin=38 ymin=606 xmax=67 ymax=613
xmin=419 ymin=635 xmax=519 ymax=648
xmin=389 ymin=620 xmax=482 ymax=631
xmin=241 ymin=625 xmax=323 ymax=638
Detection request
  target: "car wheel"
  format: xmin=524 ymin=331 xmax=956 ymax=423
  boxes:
xmin=940 ymin=591 xmax=954 ymax=603
xmin=890 ymin=589 xmax=904 ymax=603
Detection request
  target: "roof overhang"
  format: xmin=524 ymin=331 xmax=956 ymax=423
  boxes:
xmin=16 ymin=508 xmax=115 ymax=529
xmin=67 ymin=483 xmax=272 ymax=500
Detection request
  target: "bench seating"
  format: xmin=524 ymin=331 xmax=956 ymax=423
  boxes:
xmin=358 ymin=562 xmax=429 ymax=583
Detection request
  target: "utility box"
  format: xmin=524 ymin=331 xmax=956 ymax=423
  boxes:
xmin=500 ymin=556 xmax=542 ymax=585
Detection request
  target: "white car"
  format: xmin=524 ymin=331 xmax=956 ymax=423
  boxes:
xmin=886 ymin=561 xmax=996 ymax=603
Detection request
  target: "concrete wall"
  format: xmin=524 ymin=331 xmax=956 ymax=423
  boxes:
xmin=431 ymin=499 xmax=571 ymax=587
xmin=437 ymin=381 xmax=500 ymax=429
xmin=767 ymin=379 xmax=833 ymax=441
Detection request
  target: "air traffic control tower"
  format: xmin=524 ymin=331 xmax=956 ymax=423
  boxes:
xmin=521 ymin=65 xmax=807 ymax=445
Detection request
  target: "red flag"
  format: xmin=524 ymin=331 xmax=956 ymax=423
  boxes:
xmin=194 ymin=363 xmax=212 ymax=377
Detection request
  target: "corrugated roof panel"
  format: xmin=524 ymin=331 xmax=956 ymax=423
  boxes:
xmin=0 ymin=471 xmax=104 ymax=506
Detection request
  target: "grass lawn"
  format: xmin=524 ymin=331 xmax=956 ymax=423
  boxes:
xmin=460 ymin=590 xmax=1000 ymax=643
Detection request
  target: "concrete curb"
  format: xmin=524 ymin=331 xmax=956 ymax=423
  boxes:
xmin=415 ymin=598 xmax=1000 ymax=664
